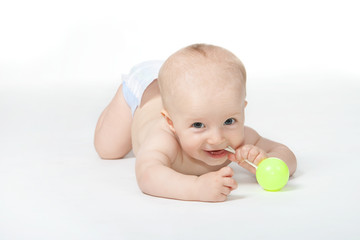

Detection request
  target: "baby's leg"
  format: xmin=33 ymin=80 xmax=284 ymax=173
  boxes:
xmin=94 ymin=85 xmax=132 ymax=159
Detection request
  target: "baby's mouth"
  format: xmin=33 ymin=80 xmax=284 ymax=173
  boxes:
xmin=208 ymin=150 xmax=225 ymax=155
xmin=205 ymin=149 xmax=227 ymax=158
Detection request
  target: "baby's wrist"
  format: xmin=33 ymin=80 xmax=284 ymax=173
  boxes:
xmin=190 ymin=175 xmax=204 ymax=201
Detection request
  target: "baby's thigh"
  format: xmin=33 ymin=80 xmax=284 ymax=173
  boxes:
xmin=94 ymin=84 xmax=133 ymax=158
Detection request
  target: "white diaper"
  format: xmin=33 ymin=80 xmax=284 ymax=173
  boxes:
xmin=122 ymin=60 xmax=164 ymax=115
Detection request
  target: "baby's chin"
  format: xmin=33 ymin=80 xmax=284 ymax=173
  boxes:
xmin=205 ymin=159 xmax=230 ymax=167
xmin=199 ymin=154 xmax=230 ymax=167
xmin=184 ymin=149 xmax=230 ymax=167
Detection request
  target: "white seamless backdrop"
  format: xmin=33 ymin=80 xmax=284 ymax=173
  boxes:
xmin=1 ymin=0 xmax=359 ymax=85
xmin=1 ymin=0 xmax=359 ymax=239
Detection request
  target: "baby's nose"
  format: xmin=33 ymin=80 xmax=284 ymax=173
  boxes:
xmin=206 ymin=129 xmax=225 ymax=145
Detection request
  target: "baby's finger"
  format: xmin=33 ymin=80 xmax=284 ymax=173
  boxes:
xmin=230 ymin=148 xmax=246 ymax=164
xmin=254 ymin=152 xmax=268 ymax=165
xmin=239 ymin=161 xmax=257 ymax=175
xmin=218 ymin=166 xmax=234 ymax=177
xmin=240 ymin=145 xmax=253 ymax=160
xmin=228 ymin=153 xmax=244 ymax=165
xmin=221 ymin=186 xmax=232 ymax=196
xmin=223 ymin=177 xmax=238 ymax=190
xmin=248 ymin=147 xmax=260 ymax=162
xmin=227 ymin=153 xmax=238 ymax=163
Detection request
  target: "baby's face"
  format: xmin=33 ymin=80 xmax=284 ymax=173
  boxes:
xmin=167 ymin=66 xmax=246 ymax=166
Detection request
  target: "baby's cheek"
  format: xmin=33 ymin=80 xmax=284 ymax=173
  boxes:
xmin=230 ymin=131 xmax=245 ymax=149
xmin=179 ymin=137 xmax=200 ymax=154
xmin=182 ymin=142 xmax=193 ymax=152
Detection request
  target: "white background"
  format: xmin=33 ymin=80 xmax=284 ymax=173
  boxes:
xmin=1 ymin=0 xmax=359 ymax=84
xmin=1 ymin=0 xmax=360 ymax=239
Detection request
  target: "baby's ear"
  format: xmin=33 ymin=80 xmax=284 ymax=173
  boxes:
xmin=244 ymin=100 xmax=248 ymax=108
xmin=161 ymin=110 xmax=176 ymax=133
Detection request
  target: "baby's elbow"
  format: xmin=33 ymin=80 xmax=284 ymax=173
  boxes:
xmin=135 ymin=163 xmax=156 ymax=195
xmin=136 ymin=170 xmax=152 ymax=194
xmin=288 ymin=153 xmax=297 ymax=177
xmin=289 ymin=159 xmax=297 ymax=177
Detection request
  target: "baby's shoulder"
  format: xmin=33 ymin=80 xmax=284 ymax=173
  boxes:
xmin=139 ymin=125 xmax=180 ymax=163
xmin=243 ymin=126 xmax=261 ymax=145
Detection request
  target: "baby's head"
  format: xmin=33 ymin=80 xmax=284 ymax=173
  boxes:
xmin=159 ymin=44 xmax=246 ymax=115
xmin=158 ymin=44 xmax=247 ymax=166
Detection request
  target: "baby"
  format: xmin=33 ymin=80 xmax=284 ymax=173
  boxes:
xmin=94 ymin=44 xmax=297 ymax=202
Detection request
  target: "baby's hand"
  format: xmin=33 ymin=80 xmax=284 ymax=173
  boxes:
xmin=195 ymin=166 xmax=238 ymax=202
xmin=228 ymin=145 xmax=268 ymax=174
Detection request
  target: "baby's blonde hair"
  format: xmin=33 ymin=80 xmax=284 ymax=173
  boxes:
xmin=158 ymin=43 xmax=246 ymax=111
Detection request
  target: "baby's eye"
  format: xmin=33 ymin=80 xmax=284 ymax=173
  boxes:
xmin=192 ymin=122 xmax=205 ymax=128
xmin=224 ymin=118 xmax=236 ymax=125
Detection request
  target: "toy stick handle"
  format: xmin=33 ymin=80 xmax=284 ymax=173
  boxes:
xmin=244 ymin=160 xmax=258 ymax=169
xmin=224 ymin=146 xmax=258 ymax=169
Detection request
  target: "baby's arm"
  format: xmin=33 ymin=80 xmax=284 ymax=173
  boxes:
xmin=135 ymin=134 xmax=237 ymax=202
xmin=228 ymin=127 xmax=297 ymax=176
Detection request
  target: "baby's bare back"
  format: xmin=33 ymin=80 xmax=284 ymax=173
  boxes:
xmin=131 ymin=80 xmax=166 ymax=154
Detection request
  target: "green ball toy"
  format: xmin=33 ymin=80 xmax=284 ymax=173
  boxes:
xmin=256 ymin=157 xmax=289 ymax=191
